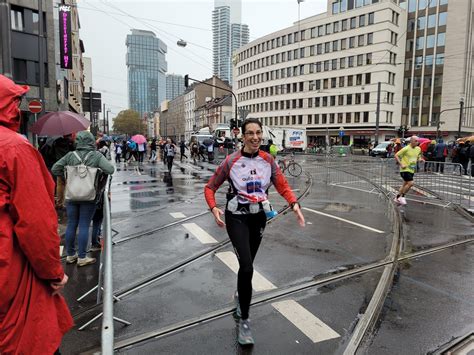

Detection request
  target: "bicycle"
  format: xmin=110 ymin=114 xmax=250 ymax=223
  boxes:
xmin=277 ymin=152 xmax=303 ymax=177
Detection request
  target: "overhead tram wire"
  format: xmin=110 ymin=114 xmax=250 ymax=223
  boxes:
xmin=81 ymin=0 xmax=213 ymax=71
xmin=98 ymin=0 xmax=213 ymax=64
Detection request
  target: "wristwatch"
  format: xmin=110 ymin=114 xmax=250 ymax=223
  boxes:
xmin=290 ymin=202 xmax=300 ymax=211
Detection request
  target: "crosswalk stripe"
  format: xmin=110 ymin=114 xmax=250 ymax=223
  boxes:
xmin=182 ymin=223 xmax=217 ymax=244
xmin=170 ymin=212 xmax=186 ymax=218
xmin=216 ymin=251 xmax=277 ymax=292
xmin=303 ymin=207 xmax=385 ymax=234
xmin=272 ymin=299 xmax=340 ymax=343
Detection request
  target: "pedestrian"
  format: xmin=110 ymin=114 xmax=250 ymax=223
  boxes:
xmin=164 ymin=138 xmax=177 ymax=172
xmin=393 ymin=139 xmax=402 ymax=155
xmin=115 ymin=140 xmax=123 ymax=163
xmin=137 ymin=141 xmax=146 ymax=163
xmin=180 ymin=140 xmax=188 ymax=162
xmin=159 ymin=139 xmax=167 ymax=165
xmin=150 ymin=138 xmax=158 ymax=163
xmin=434 ymin=139 xmax=448 ymax=173
xmin=0 ymin=74 xmax=73 ymax=353
xmin=190 ymin=138 xmax=199 ymax=163
xmin=52 ymin=131 xmax=115 ymax=266
xmin=98 ymin=140 xmax=111 ymax=160
xmin=204 ymin=118 xmax=305 ymax=345
xmin=207 ymin=140 xmax=215 ymax=162
xmin=458 ymin=141 xmax=470 ymax=175
xmin=386 ymin=143 xmax=393 ymax=158
xmin=199 ymin=142 xmax=207 ymax=162
xmin=424 ymin=140 xmax=436 ymax=172
xmin=394 ymin=136 xmax=425 ymax=205
xmin=469 ymin=141 xmax=474 ymax=177
xmin=127 ymin=139 xmax=138 ymax=162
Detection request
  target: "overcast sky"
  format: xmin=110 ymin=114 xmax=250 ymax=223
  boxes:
xmin=78 ymin=0 xmax=328 ymax=117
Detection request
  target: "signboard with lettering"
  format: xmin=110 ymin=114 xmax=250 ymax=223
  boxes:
xmin=284 ymin=129 xmax=307 ymax=150
xmin=59 ymin=5 xmax=72 ymax=69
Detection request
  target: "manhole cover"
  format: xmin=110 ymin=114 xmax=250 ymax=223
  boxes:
xmin=323 ymin=203 xmax=352 ymax=213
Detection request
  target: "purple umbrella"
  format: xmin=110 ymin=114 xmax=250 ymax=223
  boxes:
xmin=31 ymin=111 xmax=90 ymax=136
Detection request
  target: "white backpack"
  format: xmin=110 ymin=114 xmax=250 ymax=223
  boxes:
xmin=65 ymin=151 xmax=100 ymax=202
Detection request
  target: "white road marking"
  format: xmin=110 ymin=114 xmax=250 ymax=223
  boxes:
xmin=303 ymin=207 xmax=385 ymax=234
xmin=269 ymin=189 xmax=300 ymax=195
xmin=182 ymin=223 xmax=217 ymax=244
xmin=382 ymin=184 xmax=398 ymax=194
xmin=170 ymin=212 xmax=186 ymax=219
xmin=272 ymin=299 xmax=340 ymax=343
xmin=215 ymin=251 xmax=277 ymax=292
xmin=60 ymin=245 xmax=64 ymax=256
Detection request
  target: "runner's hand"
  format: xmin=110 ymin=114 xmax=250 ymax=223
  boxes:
xmin=50 ymin=274 xmax=68 ymax=295
xmin=212 ymin=207 xmax=225 ymax=227
xmin=400 ymin=164 xmax=407 ymax=169
xmin=293 ymin=204 xmax=305 ymax=227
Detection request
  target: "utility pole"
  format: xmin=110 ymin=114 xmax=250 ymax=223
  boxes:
xmin=38 ymin=0 xmax=45 ymax=115
xmin=375 ymin=81 xmax=381 ymax=146
xmin=89 ymin=86 xmax=93 ymax=130
xmin=0 ymin=0 xmax=12 ymax=77
xmin=103 ymin=104 xmax=106 ymax=134
xmin=457 ymin=97 xmax=464 ymax=138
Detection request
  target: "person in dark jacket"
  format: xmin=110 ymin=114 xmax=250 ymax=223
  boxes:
xmin=458 ymin=142 xmax=470 ymax=175
xmin=469 ymin=142 xmax=474 ymax=177
xmin=52 ymin=131 xmax=114 ymax=266
xmin=434 ymin=139 xmax=447 ymax=173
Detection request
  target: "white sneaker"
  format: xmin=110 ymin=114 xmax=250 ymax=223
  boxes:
xmin=66 ymin=254 xmax=78 ymax=264
xmin=77 ymin=256 xmax=96 ymax=267
xmin=398 ymin=197 xmax=407 ymax=205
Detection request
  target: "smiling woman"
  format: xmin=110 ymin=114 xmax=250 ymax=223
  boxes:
xmin=204 ymin=117 xmax=305 ymax=346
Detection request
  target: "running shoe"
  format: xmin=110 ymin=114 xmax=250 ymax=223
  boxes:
xmin=238 ymin=319 xmax=254 ymax=346
xmin=77 ymin=256 xmax=96 ymax=267
xmin=398 ymin=197 xmax=407 ymax=205
xmin=66 ymin=254 xmax=78 ymax=264
xmin=233 ymin=291 xmax=241 ymax=321
xmin=89 ymin=244 xmax=102 ymax=252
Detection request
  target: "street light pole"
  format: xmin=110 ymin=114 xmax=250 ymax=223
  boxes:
xmin=375 ymin=81 xmax=381 ymax=146
xmin=457 ymin=97 xmax=464 ymax=138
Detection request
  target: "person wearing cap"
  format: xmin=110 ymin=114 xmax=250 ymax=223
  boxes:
xmin=394 ymin=135 xmax=425 ymax=205
xmin=0 ymin=74 xmax=73 ymax=353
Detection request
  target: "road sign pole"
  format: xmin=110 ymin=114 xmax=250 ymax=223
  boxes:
xmin=34 ymin=113 xmax=38 ymax=147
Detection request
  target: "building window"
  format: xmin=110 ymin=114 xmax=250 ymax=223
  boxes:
xmin=331 ymin=77 xmax=337 ymax=88
xmin=341 ymin=19 xmax=348 ymax=31
xmin=13 ymin=59 xmax=27 ymax=82
xmin=356 ymin=74 xmax=362 ymax=85
xmin=433 ymin=93 xmax=442 ymax=106
xmin=355 ymin=93 xmax=362 ymax=104
xmin=348 ymin=56 xmax=354 ymax=67
xmin=334 ymin=21 xmax=339 ymax=33
xmin=408 ymin=0 xmax=416 ymax=13
xmin=364 ymin=92 xmax=370 ymax=104
xmin=368 ymin=12 xmax=374 ymax=25
xmin=339 ymin=76 xmax=345 ymax=87
xmin=324 ymin=61 xmax=329 ymax=71
xmin=437 ymin=33 xmax=446 ymax=46
xmin=355 ymin=112 xmax=360 ymax=123
xmin=340 ymin=57 xmax=346 ymax=69
xmin=426 ymin=34 xmax=435 ymax=48
xmin=315 ymin=114 xmax=320 ymax=124
xmin=318 ymin=25 xmax=324 ymax=36
xmin=439 ymin=12 xmax=447 ymax=26
xmin=332 ymin=59 xmax=337 ymax=70
xmin=357 ymin=54 xmax=363 ymax=66
xmin=332 ymin=1 xmax=340 ymax=14
xmin=363 ymin=112 xmax=369 ymax=123
xmin=338 ymin=95 xmax=344 ymax=105
xmin=411 ymin=114 xmax=419 ymax=126
xmin=317 ymin=44 xmax=323 ymax=54
xmin=350 ymin=17 xmax=356 ymax=29
xmin=416 ymin=37 xmax=424 ymax=50
xmin=333 ymin=40 xmax=339 ymax=51
xmin=347 ymin=94 xmax=353 ymax=105
xmin=367 ymin=32 xmax=373 ymax=45
xmin=359 ymin=14 xmax=366 ymax=27
xmin=10 ymin=7 xmax=24 ymax=31
xmin=322 ymin=114 xmax=327 ymax=124
xmin=330 ymin=113 xmax=335 ymax=124
xmin=341 ymin=38 xmax=347 ymax=50
xmin=325 ymin=42 xmax=331 ymax=53
xmin=326 ymin=23 xmax=332 ymax=35
xmin=435 ymin=53 xmax=445 ymax=65
xmin=348 ymin=75 xmax=353 ymax=86
xmin=417 ymin=16 xmax=426 ymax=30
xmin=358 ymin=35 xmax=365 ymax=46
xmin=366 ymin=53 xmax=372 ymax=64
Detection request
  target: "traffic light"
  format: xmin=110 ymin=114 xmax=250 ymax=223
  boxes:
xmin=230 ymin=119 xmax=236 ymax=129
xmin=184 ymin=75 xmax=189 ymax=88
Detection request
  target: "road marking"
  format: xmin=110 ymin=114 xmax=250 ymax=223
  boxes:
xmin=60 ymin=245 xmax=64 ymax=256
xmin=216 ymin=251 xmax=277 ymax=292
xmin=170 ymin=212 xmax=186 ymax=218
xmin=382 ymin=184 xmax=398 ymax=194
xmin=272 ymin=299 xmax=340 ymax=343
xmin=269 ymin=189 xmax=300 ymax=195
xmin=330 ymin=183 xmax=378 ymax=194
xmin=182 ymin=223 xmax=217 ymax=244
xmin=302 ymin=207 xmax=385 ymax=234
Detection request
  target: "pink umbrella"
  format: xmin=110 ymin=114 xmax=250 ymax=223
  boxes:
xmin=31 ymin=111 xmax=90 ymax=136
xmin=131 ymin=134 xmax=147 ymax=144
xmin=417 ymin=137 xmax=430 ymax=144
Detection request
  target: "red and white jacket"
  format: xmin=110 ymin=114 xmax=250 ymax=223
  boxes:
xmin=204 ymin=149 xmax=297 ymax=210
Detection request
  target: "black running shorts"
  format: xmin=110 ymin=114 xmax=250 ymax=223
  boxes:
xmin=400 ymin=172 xmax=414 ymax=182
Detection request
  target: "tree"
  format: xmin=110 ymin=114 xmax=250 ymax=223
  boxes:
xmin=112 ymin=109 xmax=146 ymax=136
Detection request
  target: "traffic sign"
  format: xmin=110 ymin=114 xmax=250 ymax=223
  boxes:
xmin=28 ymin=100 xmax=42 ymax=114
xmin=339 ymin=130 xmax=344 ymax=137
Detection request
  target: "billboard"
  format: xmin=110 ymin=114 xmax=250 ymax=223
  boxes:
xmin=59 ymin=5 xmax=72 ymax=69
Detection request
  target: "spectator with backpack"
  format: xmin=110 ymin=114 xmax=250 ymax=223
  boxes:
xmin=52 ymin=131 xmax=114 ymax=266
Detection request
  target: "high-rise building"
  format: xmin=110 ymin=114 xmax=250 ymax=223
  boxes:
xmin=126 ymin=29 xmax=167 ymax=118
xmin=166 ymin=74 xmax=185 ymax=101
xmin=393 ymin=0 xmax=473 ymax=138
xmin=212 ymin=0 xmax=249 ymax=84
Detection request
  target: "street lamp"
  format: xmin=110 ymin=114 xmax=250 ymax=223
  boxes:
xmin=457 ymin=97 xmax=464 ymax=138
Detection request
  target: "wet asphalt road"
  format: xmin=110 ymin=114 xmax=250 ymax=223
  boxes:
xmin=60 ymin=155 xmax=474 ymax=354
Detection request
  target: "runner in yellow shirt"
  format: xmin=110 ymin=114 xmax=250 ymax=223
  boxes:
xmin=394 ymin=136 xmax=425 ymax=205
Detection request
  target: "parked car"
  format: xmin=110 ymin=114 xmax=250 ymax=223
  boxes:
xmin=370 ymin=142 xmax=392 ymax=157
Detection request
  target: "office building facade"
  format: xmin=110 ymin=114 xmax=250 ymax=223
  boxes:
xmin=166 ymin=74 xmax=185 ymax=101
xmin=234 ymin=0 xmax=406 ymax=147
xmin=126 ymin=29 xmax=167 ymax=118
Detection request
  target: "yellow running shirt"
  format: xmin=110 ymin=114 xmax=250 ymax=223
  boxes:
xmin=396 ymin=145 xmax=422 ymax=173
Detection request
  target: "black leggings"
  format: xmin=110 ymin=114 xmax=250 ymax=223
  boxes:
xmin=225 ymin=210 xmax=267 ymax=320
xmin=166 ymin=156 xmax=174 ymax=171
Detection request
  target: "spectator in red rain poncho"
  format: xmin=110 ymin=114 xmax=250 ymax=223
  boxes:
xmin=0 ymin=74 xmax=73 ymax=353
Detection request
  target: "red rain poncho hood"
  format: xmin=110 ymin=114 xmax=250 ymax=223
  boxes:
xmin=0 ymin=75 xmax=29 ymax=131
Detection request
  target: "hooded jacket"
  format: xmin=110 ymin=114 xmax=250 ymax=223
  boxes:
xmin=51 ymin=130 xmax=115 ymax=177
xmin=0 ymin=74 xmax=73 ymax=353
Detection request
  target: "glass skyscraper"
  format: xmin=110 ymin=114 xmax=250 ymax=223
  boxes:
xmin=126 ymin=29 xmax=167 ymax=118
xmin=212 ymin=0 xmax=249 ymax=84
xmin=166 ymin=74 xmax=185 ymax=101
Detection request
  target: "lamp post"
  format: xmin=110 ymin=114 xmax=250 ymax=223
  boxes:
xmin=457 ymin=97 xmax=464 ymax=139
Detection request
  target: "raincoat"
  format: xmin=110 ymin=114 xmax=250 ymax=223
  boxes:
xmin=0 ymin=75 xmax=73 ymax=354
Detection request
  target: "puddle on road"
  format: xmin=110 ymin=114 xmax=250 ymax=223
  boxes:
xmin=323 ymin=202 xmax=353 ymax=212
